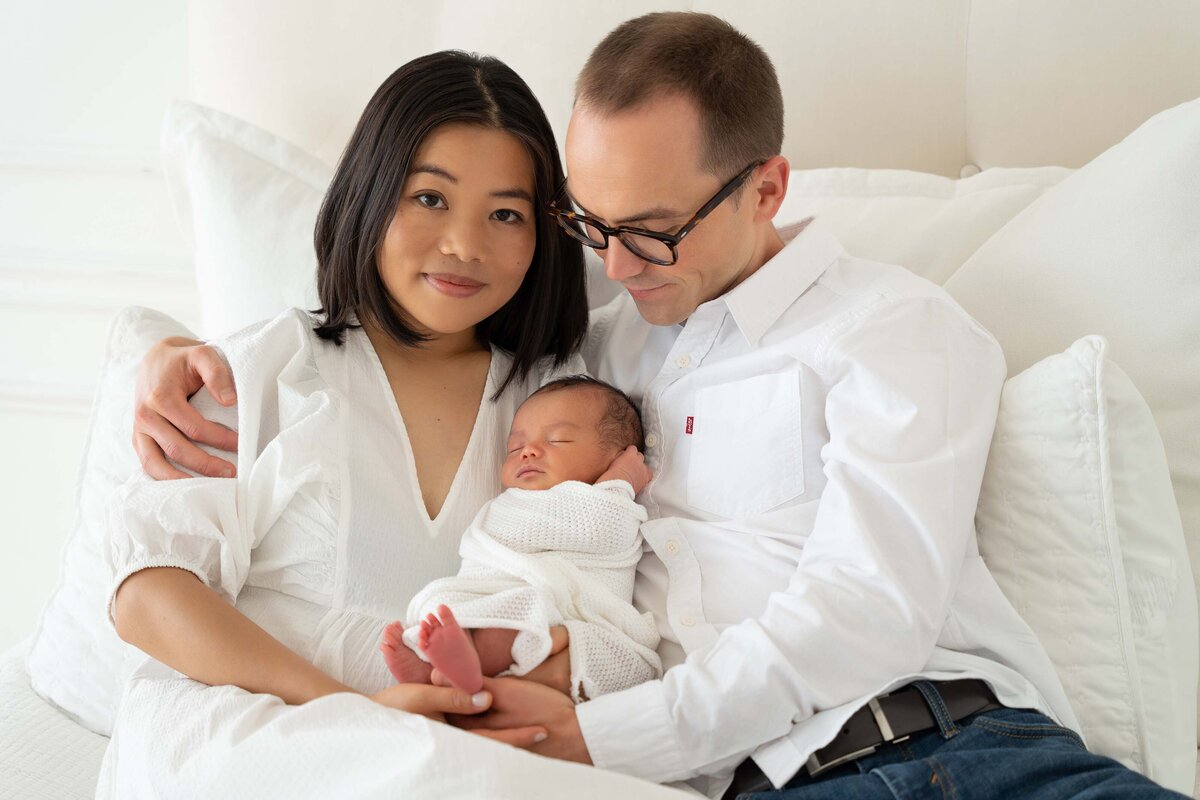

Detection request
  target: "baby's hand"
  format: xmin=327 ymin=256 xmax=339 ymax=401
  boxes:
xmin=597 ymin=445 xmax=653 ymax=494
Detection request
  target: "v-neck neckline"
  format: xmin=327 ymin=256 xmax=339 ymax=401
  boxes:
xmin=353 ymin=327 xmax=496 ymax=529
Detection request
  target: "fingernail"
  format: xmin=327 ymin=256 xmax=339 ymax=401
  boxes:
xmin=220 ymin=390 xmax=236 ymax=403
xmin=534 ymin=732 xmax=548 ymax=743
xmin=472 ymin=691 xmax=490 ymax=708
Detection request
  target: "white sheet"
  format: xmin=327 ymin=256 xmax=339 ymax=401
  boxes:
xmin=0 ymin=640 xmax=107 ymax=799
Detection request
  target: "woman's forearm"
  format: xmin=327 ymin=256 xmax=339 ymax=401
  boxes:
xmin=114 ymin=567 xmax=352 ymax=704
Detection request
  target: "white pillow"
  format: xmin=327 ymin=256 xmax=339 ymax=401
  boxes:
xmin=597 ymin=163 xmax=1073 ymax=305
xmin=25 ymin=307 xmax=196 ymax=735
xmin=976 ymin=336 xmax=1197 ymax=794
xmin=161 ymin=100 xmax=331 ymax=337
xmin=162 ymin=100 xmax=1072 ymax=323
xmin=945 ymin=97 xmax=1200 ymax=656
xmin=163 ymin=100 xmax=628 ymax=318
xmin=775 ymin=165 xmax=1070 ymax=285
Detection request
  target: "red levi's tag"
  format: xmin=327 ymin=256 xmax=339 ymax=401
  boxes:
xmin=685 ymin=416 xmax=694 ymax=434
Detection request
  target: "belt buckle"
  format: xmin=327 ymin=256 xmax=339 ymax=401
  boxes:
xmin=806 ymin=695 xmax=907 ymax=778
xmin=805 ymin=744 xmax=877 ymax=778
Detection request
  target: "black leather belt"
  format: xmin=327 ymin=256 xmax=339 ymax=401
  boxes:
xmin=723 ymin=679 xmax=1002 ymax=799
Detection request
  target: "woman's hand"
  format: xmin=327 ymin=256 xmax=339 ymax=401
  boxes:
xmin=370 ymin=683 xmax=550 ymax=748
xmin=134 ymin=336 xmax=240 ymax=480
xmin=597 ymin=445 xmax=653 ymax=494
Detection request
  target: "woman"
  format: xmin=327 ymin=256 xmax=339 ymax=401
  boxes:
xmin=103 ymin=51 xmax=592 ymax=794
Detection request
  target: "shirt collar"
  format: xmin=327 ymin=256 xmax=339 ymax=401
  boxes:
xmin=722 ymin=216 xmax=843 ymax=347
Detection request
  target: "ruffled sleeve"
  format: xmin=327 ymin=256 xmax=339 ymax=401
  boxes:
xmin=104 ymin=309 xmax=332 ymax=624
xmin=107 ymin=469 xmax=244 ymax=614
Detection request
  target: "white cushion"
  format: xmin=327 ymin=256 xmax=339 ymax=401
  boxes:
xmin=775 ymin=166 xmax=1070 ymax=285
xmin=588 ymin=166 xmax=1072 ymax=308
xmin=976 ymin=336 xmax=1197 ymax=794
xmin=944 ymin=98 xmax=1200 ymax=730
xmin=161 ymin=100 xmax=330 ymax=338
xmin=25 ymin=307 xmax=195 ymax=735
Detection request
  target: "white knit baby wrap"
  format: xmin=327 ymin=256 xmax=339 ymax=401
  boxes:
xmin=402 ymin=480 xmax=662 ymax=702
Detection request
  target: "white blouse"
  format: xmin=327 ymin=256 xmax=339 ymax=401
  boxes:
xmin=106 ymin=308 xmax=583 ymax=695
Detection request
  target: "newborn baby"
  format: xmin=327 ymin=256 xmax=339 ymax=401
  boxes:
xmin=379 ymin=376 xmax=662 ymax=702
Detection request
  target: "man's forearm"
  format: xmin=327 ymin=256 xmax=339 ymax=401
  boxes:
xmin=114 ymin=567 xmax=351 ymax=704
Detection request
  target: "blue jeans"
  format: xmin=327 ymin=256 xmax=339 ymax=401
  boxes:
xmin=741 ymin=682 xmax=1189 ymax=799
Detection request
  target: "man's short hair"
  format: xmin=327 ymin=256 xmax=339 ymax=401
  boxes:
xmin=576 ymin=11 xmax=784 ymax=178
xmin=531 ymin=375 xmax=645 ymax=452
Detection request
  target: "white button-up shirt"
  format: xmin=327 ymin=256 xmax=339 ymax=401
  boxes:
xmin=575 ymin=219 xmax=1079 ymax=797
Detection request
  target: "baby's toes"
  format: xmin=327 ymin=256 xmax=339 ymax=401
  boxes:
xmin=381 ymin=620 xmax=405 ymax=646
xmin=436 ymin=604 xmax=460 ymax=629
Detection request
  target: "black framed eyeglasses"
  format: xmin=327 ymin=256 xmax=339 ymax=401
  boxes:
xmin=548 ymin=161 xmax=762 ymax=266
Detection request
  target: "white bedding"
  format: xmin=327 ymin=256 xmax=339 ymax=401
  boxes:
xmin=4 ymin=638 xmax=1198 ymax=798
xmin=1 ymin=638 xmax=690 ymax=800
xmin=0 ymin=641 xmax=107 ymax=800
xmin=97 ymin=656 xmax=693 ymax=799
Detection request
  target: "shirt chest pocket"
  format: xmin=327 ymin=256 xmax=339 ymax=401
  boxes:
xmin=685 ymin=371 xmax=805 ymax=519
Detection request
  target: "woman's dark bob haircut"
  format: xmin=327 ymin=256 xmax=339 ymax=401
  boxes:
xmin=313 ymin=50 xmax=587 ymax=396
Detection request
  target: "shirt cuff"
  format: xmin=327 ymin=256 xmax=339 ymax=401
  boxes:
xmin=576 ymin=678 xmax=690 ymax=783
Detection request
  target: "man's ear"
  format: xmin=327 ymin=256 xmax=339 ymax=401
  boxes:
xmin=751 ymin=155 xmax=790 ymax=223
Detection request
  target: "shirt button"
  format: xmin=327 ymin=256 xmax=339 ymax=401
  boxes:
xmin=645 ymin=433 xmax=659 ymax=448
xmin=665 ymin=539 xmax=680 ymax=554
xmin=680 ymin=615 xmax=696 ymax=627
xmin=676 ymin=354 xmax=691 ymax=368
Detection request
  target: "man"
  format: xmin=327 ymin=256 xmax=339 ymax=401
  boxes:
xmin=134 ymin=12 xmax=1184 ymax=799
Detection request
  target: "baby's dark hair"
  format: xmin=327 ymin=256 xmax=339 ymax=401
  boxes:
xmin=531 ymin=375 xmax=644 ymax=451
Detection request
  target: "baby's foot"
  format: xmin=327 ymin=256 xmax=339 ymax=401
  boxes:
xmin=379 ymin=620 xmax=433 ymax=684
xmin=419 ymin=605 xmax=484 ymax=695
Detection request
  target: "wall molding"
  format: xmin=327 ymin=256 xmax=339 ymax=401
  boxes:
xmin=0 ymin=246 xmax=196 ymax=315
xmin=0 ymin=380 xmax=94 ymax=417
xmin=0 ymin=243 xmax=191 ymax=274
xmin=0 ymin=143 xmax=161 ymax=174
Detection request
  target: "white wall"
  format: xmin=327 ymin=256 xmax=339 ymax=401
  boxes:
xmin=0 ymin=0 xmax=198 ymax=650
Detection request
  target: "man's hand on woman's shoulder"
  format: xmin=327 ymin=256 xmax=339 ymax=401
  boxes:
xmin=133 ymin=337 xmax=239 ymax=480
